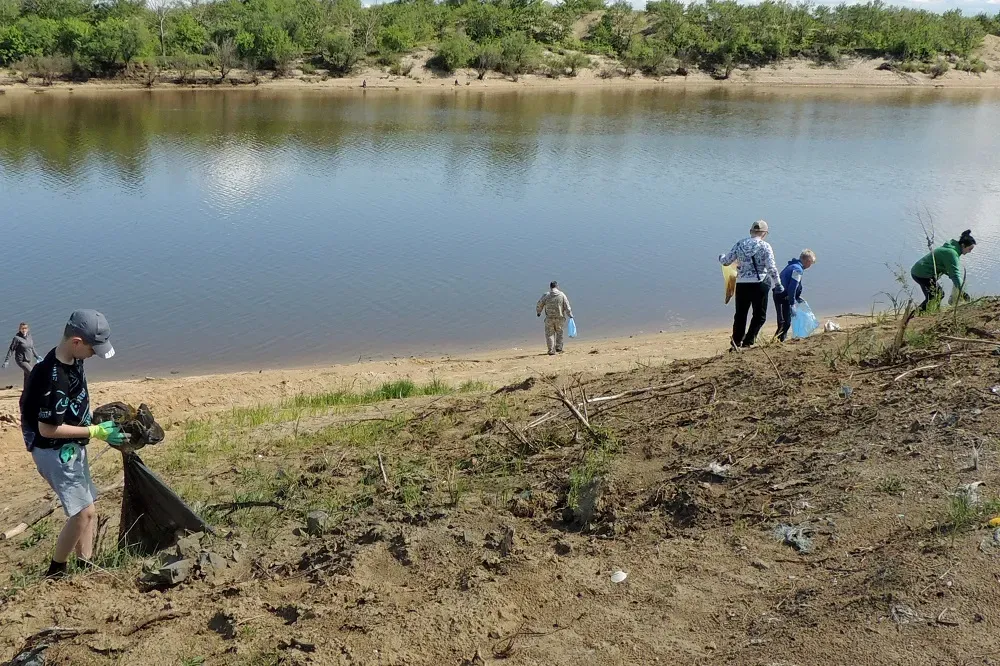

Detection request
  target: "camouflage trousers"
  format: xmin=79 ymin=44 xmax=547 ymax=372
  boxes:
xmin=544 ymin=317 xmax=566 ymax=354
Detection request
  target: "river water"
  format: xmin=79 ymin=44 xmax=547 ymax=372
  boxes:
xmin=2 ymin=86 xmax=999 ymax=376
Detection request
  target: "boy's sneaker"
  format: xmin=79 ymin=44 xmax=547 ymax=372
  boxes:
xmin=44 ymin=560 xmax=67 ymax=580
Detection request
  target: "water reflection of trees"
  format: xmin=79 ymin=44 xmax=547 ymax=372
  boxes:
xmin=1 ymin=87 xmax=996 ymax=186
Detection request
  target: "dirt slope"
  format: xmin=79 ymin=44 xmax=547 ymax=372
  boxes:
xmin=3 ymin=303 xmax=1000 ymax=665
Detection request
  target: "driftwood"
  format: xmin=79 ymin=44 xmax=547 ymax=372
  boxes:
xmin=524 ymin=412 xmax=554 ymax=430
xmin=123 ymin=610 xmax=189 ymax=636
xmin=894 ymin=364 xmax=940 ymax=382
xmin=889 ymin=303 xmax=916 ymax=360
xmin=2 ymin=502 xmax=56 ymax=540
xmin=939 ymin=335 xmax=1000 ymax=346
xmin=7 ymin=626 xmax=97 ymax=664
xmin=2 ymin=478 xmax=124 ymax=540
xmin=500 ymin=418 xmax=533 ymax=452
xmin=554 ymin=388 xmax=599 ymax=440
xmin=759 ymin=347 xmax=785 ymax=388
xmin=377 ymin=452 xmax=390 ymax=487
xmin=584 ymin=376 xmax=696 ymax=404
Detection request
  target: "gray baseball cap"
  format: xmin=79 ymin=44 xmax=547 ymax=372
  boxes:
xmin=64 ymin=310 xmax=115 ymax=359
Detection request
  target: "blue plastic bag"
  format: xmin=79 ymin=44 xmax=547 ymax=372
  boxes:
xmin=567 ymin=318 xmax=577 ymax=338
xmin=791 ymin=301 xmax=819 ymax=339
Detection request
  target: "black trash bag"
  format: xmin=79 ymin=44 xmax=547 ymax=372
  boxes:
xmin=119 ymin=452 xmax=210 ymax=554
xmin=93 ymin=402 xmax=165 ymax=451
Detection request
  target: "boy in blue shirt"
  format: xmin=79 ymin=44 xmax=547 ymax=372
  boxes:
xmin=774 ymin=250 xmax=816 ymax=342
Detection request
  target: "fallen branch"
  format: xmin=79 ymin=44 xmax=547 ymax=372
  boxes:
xmin=2 ymin=502 xmax=57 ymax=540
xmin=584 ymin=376 xmax=696 ymax=404
xmin=888 ymin=303 xmax=915 ymax=360
xmin=525 ymin=412 xmax=553 ymax=430
xmin=759 ymin=346 xmax=784 ymax=388
xmin=592 ymin=382 xmax=716 ymax=416
xmin=554 ymin=388 xmax=599 ymax=440
xmin=205 ymin=500 xmax=283 ymax=515
xmin=123 ymin=610 xmax=189 ymax=636
xmin=499 ymin=418 xmax=533 ymax=452
xmin=894 ymin=364 xmax=940 ymax=382
xmin=377 ymin=451 xmax=390 ymax=487
xmin=939 ymin=335 xmax=1000 ymax=346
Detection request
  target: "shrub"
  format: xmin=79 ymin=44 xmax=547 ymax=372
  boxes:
xmin=812 ymin=43 xmax=840 ymax=65
xmin=0 ymin=25 xmax=28 ymax=65
xmin=433 ymin=33 xmax=473 ymax=73
xmin=472 ymin=38 xmax=501 ymax=80
xmin=956 ymin=57 xmax=987 ymax=73
xmin=562 ymin=51 xmax=590 ymax=76
xmin=498 ymin=31 xmax=540 ymax=78
xmin=928 ymin=58 xmax=949 ymax=78
xmin=388 ymin=58 xmax=413 ymax=76
xmin=35 ymin=54 xmax=69 ymax=84
xmin=898 ymin=60 xmax=921 ymax=73
xmin=56 ymin=18 xmax=90 ymax=58
xmin=378 ymin=24 xmax=414 ymax=55
xmin=171 ymin=53 xmax=201 ymax=83
xmin=211 ymin=37 xmax=236 ymax=81
xmin=300 ymin=62 xmax=316 ymax=74
xmin=323 ymin=31 xmax=360 ymax=75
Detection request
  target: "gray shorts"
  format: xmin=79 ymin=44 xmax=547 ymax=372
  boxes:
xmin=28 ymin=436 xmax=98 ymax=518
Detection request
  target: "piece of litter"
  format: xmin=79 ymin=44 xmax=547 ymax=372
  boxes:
xmin=956 ymin=481 xmax=985 ymax=506
xmin=839 ymin=385 xmax=853 ymax=399
xmin=610 ymin=570 xmax=628 ymax=583
xmin=991 ymin=386 xmax=1000 ymax=395
xmin=772 ymin=523 xmax=813 ymax=553
xmin=890 ymin=604 xmax=921 ymax=625
xmin=706 ymin=462 xmax=731 ymax=478
xmin=989 ymin=516 xmax=1000 ymax=528
xmin=824 ymin=321 xmax=842 ymax=332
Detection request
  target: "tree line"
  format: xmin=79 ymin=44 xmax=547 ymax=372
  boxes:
xmin=0 ymin=0 xmax=998 ymax=84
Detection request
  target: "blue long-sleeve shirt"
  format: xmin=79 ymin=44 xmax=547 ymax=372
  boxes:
xmin=779 ymin=259 xmax=804 ymax=307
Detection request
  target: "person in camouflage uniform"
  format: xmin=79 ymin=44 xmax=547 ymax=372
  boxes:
xmin=536 ymin=281 xmax=573 ymax=355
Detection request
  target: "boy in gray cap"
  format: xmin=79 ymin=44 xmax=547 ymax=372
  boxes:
xmin=20 ymin=310 xmax=125 ymax=578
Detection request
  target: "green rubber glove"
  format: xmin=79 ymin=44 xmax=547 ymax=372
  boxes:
xmin=88 ymin=421 xmax=126 ymax=446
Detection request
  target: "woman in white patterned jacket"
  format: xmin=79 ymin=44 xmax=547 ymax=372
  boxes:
xmin=719 ymin=220 xmax=784 ymax=349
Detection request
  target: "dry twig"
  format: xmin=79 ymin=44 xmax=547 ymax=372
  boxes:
xmin=123 ymin=610 xmax=189 ymax=636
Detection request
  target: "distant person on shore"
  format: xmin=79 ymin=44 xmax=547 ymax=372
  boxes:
xmin=536 ymin=281 xmax=574 ymax=355
xmin=4 ymin=322 xmax=42 ymax=391
xmin=774 ymin=250 xmax=817 ymax=342
xmin=910 ymin=229 xmax=976 ymax=311
xmin=20 ymin=310 xmax=124 ymax=579
xmin=719 ymin=220 xmax=783 ymax=349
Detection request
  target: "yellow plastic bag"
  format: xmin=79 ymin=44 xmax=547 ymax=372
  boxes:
xmin=722 ymin=264 xmax=738 ymax=304
xmin=989 ymin=515 xmax=1000 ymax=527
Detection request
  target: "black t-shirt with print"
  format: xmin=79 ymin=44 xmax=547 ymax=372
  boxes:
xmin=19 ymin=349 xmax=91 ymax=450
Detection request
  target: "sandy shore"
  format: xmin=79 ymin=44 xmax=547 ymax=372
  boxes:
xmin=5 ymin=45 xmax=1000 ymax=96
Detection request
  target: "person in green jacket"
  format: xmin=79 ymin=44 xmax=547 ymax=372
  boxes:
xmin=910 ymin=230 xmax=976 ymax=311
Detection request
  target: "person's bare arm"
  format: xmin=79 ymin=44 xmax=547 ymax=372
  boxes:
xmin=38 ymin=422 xmax=91 ymax=439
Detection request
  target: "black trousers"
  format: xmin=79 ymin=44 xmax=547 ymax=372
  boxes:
xmin=16 ymin=359 xmax=32 ymax=392
xmin=912 ymin=273 xmax=941 ymax=311
xmin=732 ymin=282 xmax=770 ymax=348
xmin=774 ymin=293 xmax=792 ymax=342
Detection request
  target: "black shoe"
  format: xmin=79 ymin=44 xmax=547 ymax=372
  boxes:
xmin=45 ymin=560 xmax=67 ymax=580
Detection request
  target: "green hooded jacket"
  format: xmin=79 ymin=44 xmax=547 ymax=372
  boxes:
xmin=911 ymin=239 xmax=964 ymax=290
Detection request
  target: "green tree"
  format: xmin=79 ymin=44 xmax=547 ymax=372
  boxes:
xmin=167 ymin=12 xmax=209 ymax=55
xmin=434 ymin=32 xmax=472 ymax=71
xmin=562 ymin=50 xmax=590 ymax=75
xmin=16 ymin=16 xmax=60 ymax=56
xmin=57 ymin=17 xmax=90 ymax=57
xmin=498 ymin=31 xmax=539 ymax=77
xmin=472 ymin=37 xmax=501 ymax=79
xmin=0 ymin=26 xmax=27 ymax=65
xmin=377 ymin=23 xmax=413 ymax=53
xmin=323 ymin=29 xmax=359 ymax=74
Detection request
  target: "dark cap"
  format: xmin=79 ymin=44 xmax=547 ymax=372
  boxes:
xmin=64 ymin=310 xmax=115 ymax=359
